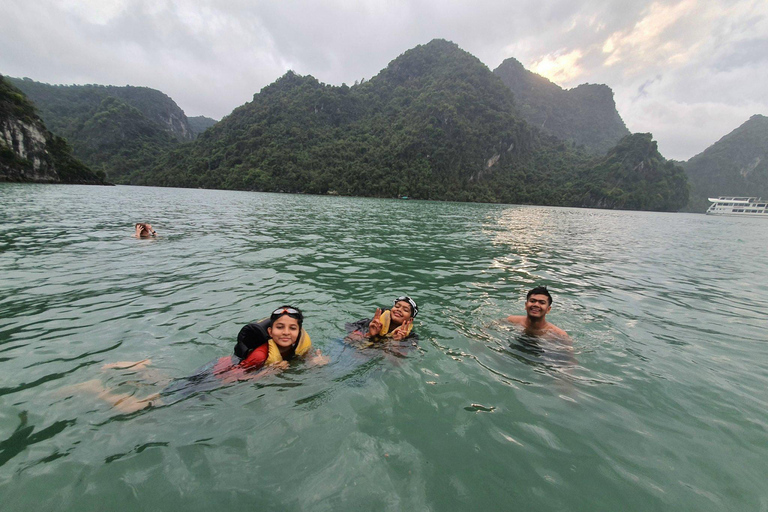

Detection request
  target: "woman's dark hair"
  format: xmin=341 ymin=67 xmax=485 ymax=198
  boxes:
xmin=526 ymin=286 xmax=553 ymax=305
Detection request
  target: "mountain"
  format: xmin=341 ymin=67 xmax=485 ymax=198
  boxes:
xmin=577 ymin=133 xmax=689 ymax=210
xmin=132 ymin=39 xmax=687 ymax=211
xmin=188 ymin=115 xmax=218 ymax=137
xmin=0 ymin=75 xmax=104 ymax=184
xmin=682 ymin=114 xmax=768 ymax=212
xmin=7 ymin=77 xmax=194 ymax=183
xmin=134 ymin=39 xmax=546 ymax=201
xmin=493 ymin=57 xmax=630 ymax=155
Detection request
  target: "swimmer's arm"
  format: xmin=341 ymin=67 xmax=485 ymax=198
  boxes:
xmin=505 ymin=315 xmax=526 ymax=326
xmin=239 ymin=361 xmax=288 ymax=381
xmin=239 ymin=345 xmax=269 ymax=369
xmin=548 ymin=328 xmax=577 ymax=365
xmin=550 ymin=326 xmax=571 ymax=342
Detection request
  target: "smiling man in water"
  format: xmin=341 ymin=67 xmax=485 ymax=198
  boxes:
xmin=506 ymin=286 xmax=570 ymax=341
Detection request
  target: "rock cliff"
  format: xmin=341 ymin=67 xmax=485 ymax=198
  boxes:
xmin=493 ymin=57 xmax=630 ymax=154
xmin=0 ymin=75 xmax=103 ymax=183
xmin=7 ymin=77 xmax=194 ymax=183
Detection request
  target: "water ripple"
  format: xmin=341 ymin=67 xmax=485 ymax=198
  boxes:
xmin=1 ymin=185 xmax=768 ymax=510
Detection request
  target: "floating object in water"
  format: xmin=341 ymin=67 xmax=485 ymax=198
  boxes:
xmin=465 ymin=403 xmax=496 ymax=413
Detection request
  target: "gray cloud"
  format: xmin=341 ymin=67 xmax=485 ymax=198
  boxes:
xmin=1 ymin=0 xmax=766 ymax=160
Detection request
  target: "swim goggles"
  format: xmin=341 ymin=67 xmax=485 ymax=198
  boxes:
xmin=272 ymin=306 xmax=302 ymax=318
xmin=394 ymin=296 xmax=419 ymax=318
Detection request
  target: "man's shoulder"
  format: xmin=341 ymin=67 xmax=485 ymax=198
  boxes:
xmin=505 ymin=315 xmax=526 ymax=325
xmin=546 ymin=324 xmax=571 ymax=342
xmin=548 ymin=323 xmax=567 ymax=334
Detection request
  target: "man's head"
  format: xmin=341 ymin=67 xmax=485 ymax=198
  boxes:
xmin=526 ymin=286 xmax=552 ymax=305
xmin=525 ymin=286 xmax=552 ymax=320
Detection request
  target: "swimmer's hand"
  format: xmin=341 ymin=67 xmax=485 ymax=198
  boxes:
xmin=272 ymin=361 xmax=290 ymax=370
xmin=391 ymin=318 xmax=412 ymax=341
xmin=307 ymin=349 xmax=330 ymax=367
xmin=367 ymin=308 xmax=383 ymax=337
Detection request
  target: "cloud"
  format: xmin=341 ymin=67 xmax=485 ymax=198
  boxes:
xmin=530 ymin=49 xmax=585 ymax=83
xmin=1 ymin=0 xmax=767 ymax=159
xmin=602 ymin=0 xmax=699 ymax=70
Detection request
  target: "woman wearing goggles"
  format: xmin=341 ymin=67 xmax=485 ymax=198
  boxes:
xmin=71 ymin=305 xmax=326 ymax=413
xmin=234 ymin=306 xmax=318 ymax=369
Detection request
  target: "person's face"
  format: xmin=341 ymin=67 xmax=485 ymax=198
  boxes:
xmin=390 ymin=301 xmax=413 ymax=324
xmin=525 ymin=294 xmax=551 ymax=319
xmin=268 ymin=315 xmax=301 ymax=348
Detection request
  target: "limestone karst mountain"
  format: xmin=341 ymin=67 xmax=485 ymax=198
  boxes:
xmin=493 ymin=57 xmax=630 ymax=155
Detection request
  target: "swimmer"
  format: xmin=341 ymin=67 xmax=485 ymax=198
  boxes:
xmin=367 ymin=296 xmax=418 ymax=340
xmin=347 ymin=296 xmax=418 ymax=342
xmin=135 ymin=223 xmax=156 ymax=237
xmin=230 ymin=305 xmax=328 ymax=371
xmin=506 ymin=286 xmax=570 ymax=343
xmin=67 ymin=305 xmax=326 ymax=413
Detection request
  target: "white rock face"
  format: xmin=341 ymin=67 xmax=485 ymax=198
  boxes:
xmin=0 ymin=117 xmax=58 ymax=181
xmin=486 ymin=154 xmax=500 ymax=168
xmin=166 ymin=113 xmax=191 ymax=139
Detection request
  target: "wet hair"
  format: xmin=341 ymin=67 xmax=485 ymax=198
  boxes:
xmin=136 ymin=223 xmax=154 ymax=234
xmin=526 ymin=286 xmax=552 ymax=305
xmin=270 ymin=305 xmax=303 ymax=330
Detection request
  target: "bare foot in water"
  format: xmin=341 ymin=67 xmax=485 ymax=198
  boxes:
xmin=58 ymin=379 xmax=158 ymax=413
xmin=101 ymin=359 xmax=152 ymax=370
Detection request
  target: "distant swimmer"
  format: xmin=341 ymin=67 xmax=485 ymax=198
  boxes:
xmin=506 ymin=286 xmax=570 ymax=343
xmin=135 ymin=223 xmax=156 ymax=237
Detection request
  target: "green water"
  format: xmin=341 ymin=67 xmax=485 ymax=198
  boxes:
xmin=1 ymin=184 xmax=767 ymax=511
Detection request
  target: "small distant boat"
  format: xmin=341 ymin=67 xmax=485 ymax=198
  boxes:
xmin=706 ymin=196 xmax=768 ymax=216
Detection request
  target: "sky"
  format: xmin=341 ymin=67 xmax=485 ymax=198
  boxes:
xmin=2 ymin=0 xmax=766 ymax=161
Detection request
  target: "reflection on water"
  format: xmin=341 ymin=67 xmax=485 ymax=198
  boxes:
xmin=2 ymin=184 xmax=768 ymax=511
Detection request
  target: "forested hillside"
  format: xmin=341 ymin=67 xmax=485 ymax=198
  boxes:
xmin=493 ymin=57 xmax=630 ymax=154
xmin=577 ymin=133 xmax=689 ymax=210
xmin=8 ymin=78 xmax=194 ymax=183
xmin=188 ymin=115 xmax=218 ymax=136
xmin=682 ymin=114 xmax=768 ymax=212
xmin=132 ymin=39 xmax=686 ymax=210
xmin=0 ymin=75 xmax=104 ymax=184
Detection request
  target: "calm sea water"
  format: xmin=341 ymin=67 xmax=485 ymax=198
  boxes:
xmin=1 ymin=184 xmax=767 ymax=511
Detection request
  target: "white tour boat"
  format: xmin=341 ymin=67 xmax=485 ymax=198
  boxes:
xmin=706 ymin=197 xmax=768 ymax=216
